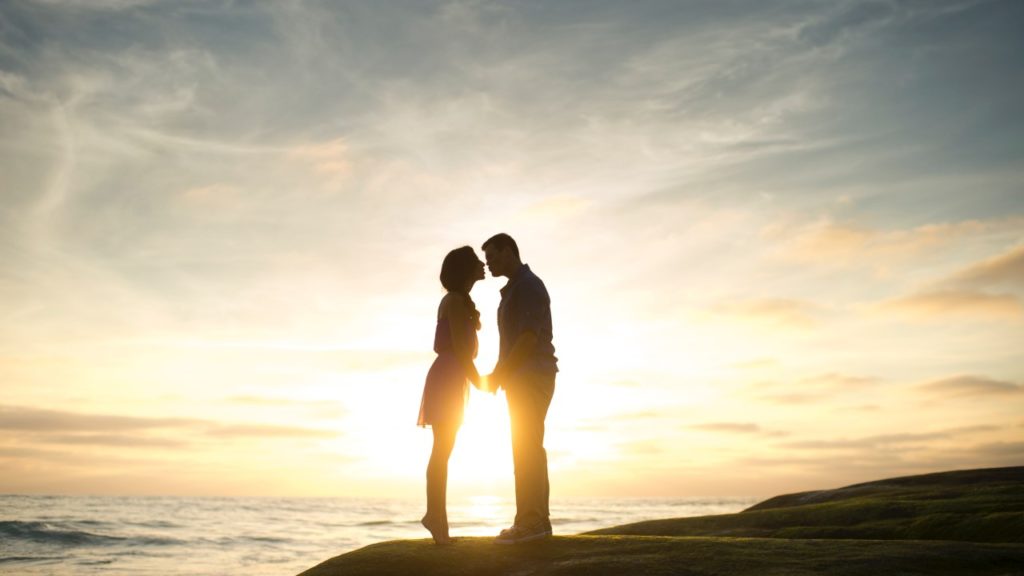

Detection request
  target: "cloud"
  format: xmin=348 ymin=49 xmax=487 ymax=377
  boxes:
xmin=710 ymin=298 xmax=821 ymax=329
xmin=752 ymin=372 xmax=881 ymax=405
xmin=730 ymin=443 xmax=1020 ymax=488
xmin=689 ymin=422 xmax=762 ymax=434
xmin=875 ymin=243 xmax=1024 ymax=323
xmin=32 ymin=434 xmax=187 ymax=448
xmin=797 ymin=1 xmax=894 ymax=47
xmin=971 ymin=441 xmax=1024 ymax=458
xmin=765 ymin=216 xmax=1024 ymax=269
xmin=878 ymin=290 xmax=1023 ymax=320
xmin=757 ymin=392 xmax=822 ymax=405
xmin=29 ymin=0 xmax=157 ymax=8
xmin=0 ymin=405 xmax=202 ymax=432
xmin=179 ymin=184 xmax=242 ymax=208
xmin=782 ymin=432 xmax=945 ymax=451
xmin=205 ymin=424 xmax=336 ymax=439
xmin=613 ymin=410 xmax=675 ymax=421
xmin=166 ymin=342 xmax=432 ymax=374
xmin=289 ymin=138 xmax=352 ymax=179
xmin=801 ymin=372 xmax=881 ymax=389
xmin=944 ymin=244 xmax=1024 ymax=290
xmin=0 ymin=445 xmax=167 ymax=467
xmin=687 ymin=422 xmax=792 ymax=438
xmin=780 ymin=425 xmax=1000 ymax=451
xmin=225 ymin=395 xmax=347 ymax=419
xmin=918 ymin=375 xmax=1024 ymax=398
xmin=619 ymin=440 xmax=668 ymax=456
xmin=0 ymin=405 xmax=338 ymax=442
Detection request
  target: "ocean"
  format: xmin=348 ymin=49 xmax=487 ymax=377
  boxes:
xmin=0 ymin=494 xmax=759 ymax=575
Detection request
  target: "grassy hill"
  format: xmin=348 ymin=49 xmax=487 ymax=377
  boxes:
xmin=297 ymin=467 xmax=1024 ymax=576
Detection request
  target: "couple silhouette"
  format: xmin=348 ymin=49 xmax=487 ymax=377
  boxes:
xmin=417 ymin=233 xmax=558 ymax=545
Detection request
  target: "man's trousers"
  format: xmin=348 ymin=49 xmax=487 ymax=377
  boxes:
xmin=505 ymin=370 xmax=556 ymax=529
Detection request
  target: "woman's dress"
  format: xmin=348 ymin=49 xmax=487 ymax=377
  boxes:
xmin=417 ymin=316 xmax=476 ymax=428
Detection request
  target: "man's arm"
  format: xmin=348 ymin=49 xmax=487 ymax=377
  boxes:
xmin=489 ymin=330 xmax=537 ymax=389
xmin=489 ymin=277 xmax=550 ymax=389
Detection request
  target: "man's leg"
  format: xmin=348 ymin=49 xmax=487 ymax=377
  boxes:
xmin=507 ymin=371 xmax=555 ymax=529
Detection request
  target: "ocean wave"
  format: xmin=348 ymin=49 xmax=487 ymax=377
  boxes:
xmin=196 ymin=535 xmax=295 ymax=547
xmin=126 ymin=519 xmax=182 ymax=529
xmin=0 ymin=521 xmax=183 ymax=547
xmin=551 ymin=517 xmax=603 ymax=525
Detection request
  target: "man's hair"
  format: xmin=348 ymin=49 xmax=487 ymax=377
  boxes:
xmin=440 ymin=246 xmax=480 ymax=293
xmin=482 ymin=233 xmax=520 ymax=260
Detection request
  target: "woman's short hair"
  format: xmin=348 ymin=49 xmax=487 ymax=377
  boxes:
xmin=440 ymin=246 xmax=480 ymax=293
xmin=482 ymin=232 xmax=520 ymax=260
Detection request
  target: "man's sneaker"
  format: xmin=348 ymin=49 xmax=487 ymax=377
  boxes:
xmin=494 ymin=522 xmax=552 ymax=545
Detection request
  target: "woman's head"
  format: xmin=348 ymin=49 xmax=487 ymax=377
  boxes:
xmin=440 ymin=246 xmax=485 ymax=293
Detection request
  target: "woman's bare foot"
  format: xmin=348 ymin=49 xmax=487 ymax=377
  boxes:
xmin=421 ymin=514 xmax=451 ymax=545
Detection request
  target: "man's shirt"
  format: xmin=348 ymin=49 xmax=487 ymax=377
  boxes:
xmin=497 ymin=264 xmax=558 ymax=376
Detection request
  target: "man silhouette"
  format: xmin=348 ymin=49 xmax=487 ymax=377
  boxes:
xmin=482 ymin=233 xmax=558 ymax=544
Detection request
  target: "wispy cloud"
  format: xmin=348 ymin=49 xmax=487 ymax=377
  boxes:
xmin=801 ymin=372 xmax=882 ymax=389
xmin=0 ymin=405 xmax=202 ymax=432
xmin=944 ymin=244 xmax=1024 ymax=290
xmin=751 ymin=372 xmax=881 ymax=405
xmin=0 ymin=405 xmax=338 ymax=444
xmin=780 ymin=425 xmax=1000 ymax=451
xmin=32 ymin=434 xmax=187 ymax=448
xmin=690 ymin=422 xmax=762 ymax=434
xmin=226 ymin=395 xmax=346 ymax=416
xmin=797 ymin=0 xmax=895 ymax=47
xmin=710 ymin=298 xmax=822 ymax=329
xmin=764 ymin=216 xmax=1024 ymax=271
xmin=688 ymin=422 xmax=789 ymax=438
xmin=757 ymin=392 xmax=822 ymax=405
xmin=918 ymin=375 xmax=1024 ymax=398
xmin=205 ymin=424 xmax=336 ymax=439
xmin=971 ymin=441 xmax=1024 ymax=458
xmin=878 ymin=290 xmax=1023 ymax=321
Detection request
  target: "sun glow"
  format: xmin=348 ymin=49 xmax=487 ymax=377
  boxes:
xmin=447 ymin=390 xmax=514 ymax=490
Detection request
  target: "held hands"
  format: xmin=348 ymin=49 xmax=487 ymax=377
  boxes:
xmin=482 ymin=369 xmax=506 ymax=395
xmin=470 ymin=371 xmax=497 ymax=395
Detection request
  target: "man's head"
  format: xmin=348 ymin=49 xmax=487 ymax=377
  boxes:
xmin=482 ymin=233 xmax=521 ymax=278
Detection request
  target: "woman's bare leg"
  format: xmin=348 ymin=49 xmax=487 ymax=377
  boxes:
xmin=424 ymin=422 xmax=458 ymax=544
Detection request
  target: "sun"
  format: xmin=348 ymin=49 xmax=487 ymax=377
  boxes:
xmin=446 ymin=389 xmax=514 ymax=490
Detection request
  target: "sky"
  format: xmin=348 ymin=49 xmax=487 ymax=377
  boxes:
xmin=0 ymin=0 xmax=1022 ymax=500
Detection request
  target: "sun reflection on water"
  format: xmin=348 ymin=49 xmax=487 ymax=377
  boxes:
xmin=449 ymin=494 xmax=515 ymax=535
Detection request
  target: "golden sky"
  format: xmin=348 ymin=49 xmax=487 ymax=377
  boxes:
xmin=1 ymin=0 xmax=1022 ymax=498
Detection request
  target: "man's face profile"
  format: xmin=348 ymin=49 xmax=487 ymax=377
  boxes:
xmin=484 ymin=245 xmax=508 ymax=278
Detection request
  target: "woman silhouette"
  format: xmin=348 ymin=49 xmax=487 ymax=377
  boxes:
xmin=418 ymin=246 xmax=488 ymax=544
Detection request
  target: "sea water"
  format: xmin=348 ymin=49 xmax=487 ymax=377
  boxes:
xmin=0 ymin=494 xmax=758 ymax=575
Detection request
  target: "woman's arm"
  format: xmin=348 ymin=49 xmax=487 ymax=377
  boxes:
xmin=445 ymin=294 xmax=482 ymax=387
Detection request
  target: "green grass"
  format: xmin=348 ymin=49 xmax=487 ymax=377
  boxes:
xmin=297 ymin=467 xmax=1024 ymax=576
